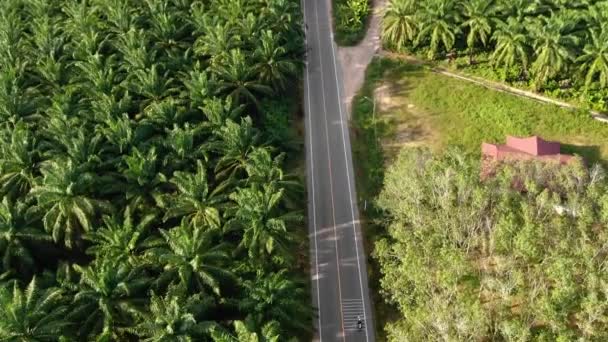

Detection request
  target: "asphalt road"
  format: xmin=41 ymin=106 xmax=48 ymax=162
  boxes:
xmin=302 ymin=0 xmax=375 ymax=341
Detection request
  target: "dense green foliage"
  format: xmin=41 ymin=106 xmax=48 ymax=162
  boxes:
xmin=333 ymin=0 xmax=370 ymax=46
xmin=0 ymin=0 xmax=310 ymax=340
xmin=382 ymin=0 xmax=608 ymax=109
xmin=375 ymin=148 xmax=608 ymax=340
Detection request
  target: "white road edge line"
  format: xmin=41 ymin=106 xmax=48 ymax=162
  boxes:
xmin=325 ymin=0 xmax=371 ymax=340
xmin=301 ymin=1 xmax=323 ymax=340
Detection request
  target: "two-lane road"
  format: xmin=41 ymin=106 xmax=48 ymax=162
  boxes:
xmin=302 ymin=0 xmax=375 ymax=341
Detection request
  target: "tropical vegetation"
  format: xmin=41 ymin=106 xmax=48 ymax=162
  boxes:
xmin=350 ymin=56 xmax=608 ymax=340
xmin=381 ymin=0 xmax=608 ymax=110
xmin=334 ymin=0 xmax=370 ymax=45
xmin=375 ymin=148 xmax=608 ymax=340
xmin=0 ymin=0 xmax=310 ymax=340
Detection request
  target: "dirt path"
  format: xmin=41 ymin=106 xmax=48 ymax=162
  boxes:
xmin=337 ymin=0 xmax=386 ymax=117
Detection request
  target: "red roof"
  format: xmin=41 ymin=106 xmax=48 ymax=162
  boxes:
xmin=482 ymin=136 xmax=574 ymax=164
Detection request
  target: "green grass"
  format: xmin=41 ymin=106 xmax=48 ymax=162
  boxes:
xmin=350 ymin=56 xmax=608 ymax=340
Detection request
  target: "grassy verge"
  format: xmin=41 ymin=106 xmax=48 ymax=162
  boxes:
xmin=350 ymin=58 xmax=402 ymax=341
xmin=350 ymin=56 xmax=608 ymax=339
xmin=332 ymin=0 xmax=371 ymax=46
xmin=401 ymin=49 xmax=608 ymax=113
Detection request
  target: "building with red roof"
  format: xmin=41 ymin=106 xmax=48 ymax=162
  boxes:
xmin=482 ymin=136 xmax=575 ymax=164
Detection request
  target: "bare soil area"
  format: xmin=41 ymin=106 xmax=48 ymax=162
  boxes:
xmin=337 ymin=0 xmax=385 ymax=116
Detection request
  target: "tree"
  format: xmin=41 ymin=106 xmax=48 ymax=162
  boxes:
xmin=491 ymin=18 xmax=531 ymax=80
xmin=0 ymin=123 xmax=39 ymax=199
xmin=576 ymin=28 xmax=608 ymax=90
xmin=27 ymin=159 xmax=112 ymax=249
xmin=148 ymin=219 xmax=233 ymax=295
xmin=0 ymin=277 xmax=71 ymax=341
xmin=211 ymin=318 xmax=283 ymax=342
xmin=253 ymin=30 xmax=298 ymax=91
xmin=374 ymin=148 xmax=608 ymax=340
xmin=240 ymin=270 xmax=311 ymax=335
xmin=211 ymin=117 xmax=260 ymax=180
xmin=381 ymin=0 xmax=418 ymax=50
xmin=227 ymin=184 xmax=301 ymax=265
xmin=130 ymin=285 xmax=217 ymax=341
xmin=210 ymin=49 xmax=272 ymax=108
xmin=72 ymin=261 xmax=150 ymax=339
xmin=84 ymin=205 xmax=157 ymax=267
xmin=0 ymin=197 xmax=50 ymax=276
xmin=414 ymin=0 xmax=461 ymax=59
xmin=529 ymin=16 xmax=579 ymax=89
xmin=161 ymin=160 xmax=224 ymax=229
xmin=461 ymin=0 xmax=499 ymax=64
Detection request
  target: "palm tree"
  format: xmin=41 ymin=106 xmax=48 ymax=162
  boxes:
xmin=73 ymin=53 xmax=119 ymax=98
xmin=211 ymin=117 xmax=260 ymax=180
xmin=181 ymin=67 xmax=213 ymax=110
xmin=210 ymin=49 xmax=272 ymax=108
xmin=84 ymin=205 xmax=157 ymax=266
xmin=0 ymin=65 xmax=41 ymax=124
xmin=71 ymin=261 xmax=150 ymax=339
xmin=240 ymin=270 xmax=311 ymax=334
xmin=227 ymin=184 xmax=301 ymax=264
xmin=161 ymin=160 xmax=224 ymax=229
xmin=461 ymin=0 xmax=500 ymax=64
xmin=491 ymin=18 xmax=531 ymax=80
xmin=529 ymin=16 xmax=579 ymax=89
xmin=253 ymin=30 xmax=298 ymax=91
xmin=27 ymin=159 xmax=113 ymax=249
xmin=0 ymin=277 xmax=72 ymax=341
xmin=130 ymin=285 xmax=217 ymax=341
xmin=211 ymin=318 xmax=282 ymax=342
xmin=0 ymin=123 xmax=39 ymax=198
xmin=381 ymin=0 xmax=418 ymax=50
xmin=121 ymin=147 xmax=167 ymax=211
xmin=193 ymin=22 xmax=240 ymax=65
xmin=415 ymin=0 xmax=462 ymax=60
xmin=0 ymin=197 xmax=50 ymax=276
xmin=147 ymin=219 xmax=233 ymax=295
xmin=114 ymin=28 xmax=153 ymax=72
xmin=576 ymin=28 xmax=608 ymax=90
xmin=243 ymin=148 xmax=302 ymax=204
xmin=162 ymin=123 xmax=207 ymax=170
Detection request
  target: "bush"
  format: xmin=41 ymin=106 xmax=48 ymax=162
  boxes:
xmin=333 ymin=0 xmax=370 ymax=46
xmin=375 ymin=148 xmax=608 ymax=341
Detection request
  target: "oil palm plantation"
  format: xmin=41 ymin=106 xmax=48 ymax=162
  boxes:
xmin=0 ymin=197 xmax=50 ymax=276
xmin=461 ymin=0 xmax=500 ymax=63
xmin=0 ymin=277 xmax=71 ymax=341
xmin=148 ymin=219 xmax=233 ymax=295
xmin=576 ymin=27 xmax=608 ymax=89
xmin=28 ymin=159 xmax=113 ymax=249
xmin=414 ymin=0 xmax=462 ymax=59
xmin=0 ymin=123 xmax=39 ymax=199
xmin=253 ymin=30 xmax=299 ymax=91
xmin=491 ymin=18 xmax=531 ymax=79
xmin=84 ymin=205 xmax=157 ymax=266
xmin=240 ymin=270 xmax=311 ymax=334
xmin=529 ymin=16 xmax=579 ymax=89
xmin=0 ymin=0 xmax=309 ymax=340
xmin=161 ymin=160 xmax=224 ymax=229
xmin=71 ymin=261 xmax=150 ymax=339
xmin=381 ymin=0 xmax=418 ymax=50
xmin=228 ymin=184 xmax=301 ymax=265
xmin=130 ymin=285 xmax=217 ymax=341
xmin=210 ymin=49 xmax=272 ymax=108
